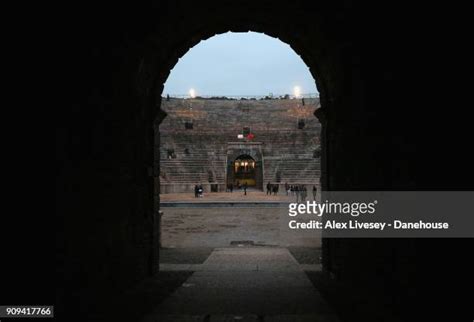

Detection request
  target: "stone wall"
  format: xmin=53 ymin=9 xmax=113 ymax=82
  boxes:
xmin=55 ymin=2 xmax=474 ymax=321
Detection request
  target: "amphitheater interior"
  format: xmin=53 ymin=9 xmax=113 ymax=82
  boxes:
xmin=157 ymin=97 xmax=321 ymax=193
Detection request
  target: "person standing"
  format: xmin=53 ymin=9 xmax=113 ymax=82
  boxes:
xmin=266 ymin=182 xmax=271 ymax=195
xmin=312 ymin=185 xmax=317 ymax=201
xmin=243 ymin=182 xmax=248 ymax=196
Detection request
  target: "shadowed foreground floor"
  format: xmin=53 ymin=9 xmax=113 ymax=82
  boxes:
xmin=143 ymin=247 xmax=339 ymax=322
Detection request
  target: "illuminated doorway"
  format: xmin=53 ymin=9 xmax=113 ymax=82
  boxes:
xmin=232 ymin=155 xmax=257 ymax=187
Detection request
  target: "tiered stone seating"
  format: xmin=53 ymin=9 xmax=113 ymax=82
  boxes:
xmin=157 ymin=98 xmax=321 ymax=192
xmin=263 ymin=159 xmax=321 ymax=184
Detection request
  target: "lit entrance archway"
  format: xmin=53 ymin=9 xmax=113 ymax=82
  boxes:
xmin=232 ymin=155 xmax=257 ymax=187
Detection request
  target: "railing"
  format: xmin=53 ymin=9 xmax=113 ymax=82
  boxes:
xmin=162 ymin=93 xmax=319 ymax=100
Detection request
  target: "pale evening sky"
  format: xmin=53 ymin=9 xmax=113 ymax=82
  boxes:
xmin=163 ymin=32 xmax=318 ymax=97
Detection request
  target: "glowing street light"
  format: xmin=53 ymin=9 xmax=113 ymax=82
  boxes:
xmin=189 ymin=88 xmax=196 ymax=98
xmin=294 ymin=86 xmax=301 ymax=98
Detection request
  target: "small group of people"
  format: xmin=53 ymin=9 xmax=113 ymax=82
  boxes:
xmin=287 ymin=184 xmax=318 ymax=202
xmin=266 ymin=182 xmax=280 ymax=195
xmin=226 ymin=182 xmax=234 ymax=193
xmin=194 ymin=184 xmax=204 ymax=198
xmin=267 ymin=182 xmax=318 ymax=200
xmin=226 ymin=181 xmax=248 ymax=195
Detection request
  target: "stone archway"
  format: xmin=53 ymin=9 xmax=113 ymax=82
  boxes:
xmin=226 ymin=142 xmax=264 ymax=190
xmin=60 ymin=3 xmax=380 ymax=318
xmin=58 ymin=4 xmax=460 ymax=321
xmin=140 ymin=17 xmax=337 ymax=196
xmin=231 ymin=155 xmax=257 ymax=187
xmin=143 ymin=24 xmax=333 ymax=272
xmin=226 ymin=142 xmax=263 ymax=190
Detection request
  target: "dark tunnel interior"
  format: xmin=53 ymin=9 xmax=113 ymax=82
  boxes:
xmin=49 ymin=2 xmax=474 ymax=321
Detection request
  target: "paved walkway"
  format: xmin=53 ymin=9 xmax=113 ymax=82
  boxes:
xmin=143 ymin=248 xmax=339 ymax=322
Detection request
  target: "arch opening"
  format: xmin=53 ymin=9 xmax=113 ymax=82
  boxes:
xmin=156 ymin=31 xmax=323 ymax=251
xmin=57 ymin=5 xmax=436 ymax=322
xmin=231 ymin=154 xmax=257 ymax=187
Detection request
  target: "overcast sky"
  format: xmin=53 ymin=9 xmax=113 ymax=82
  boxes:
xmin=162 ymin=32 xmax=318 ymax=97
